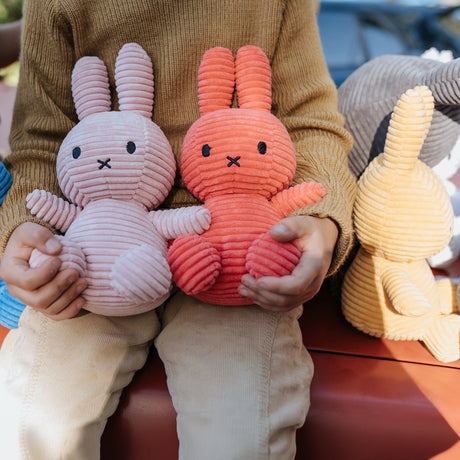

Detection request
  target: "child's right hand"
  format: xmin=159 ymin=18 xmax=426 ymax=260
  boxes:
xmin=0 ymin=222 xmax=87 ymax=320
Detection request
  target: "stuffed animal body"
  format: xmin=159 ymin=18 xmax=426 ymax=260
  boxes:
xmin=342 ymin=86 xmax=460 ymax=363
xmin=167 ymin=46 xmax=325 ymax=305
xmin=27 ymin=43 xmax=210 ymax=316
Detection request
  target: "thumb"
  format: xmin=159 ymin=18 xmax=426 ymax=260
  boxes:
xmin=13 ymin=222 xmax=62 ymax=256
xmin=269 ymin=216 xmax=311 ymax=242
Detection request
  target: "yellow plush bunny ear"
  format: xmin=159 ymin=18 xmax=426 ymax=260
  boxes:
xmin=382 ymin=85 xmax=433 ymax=172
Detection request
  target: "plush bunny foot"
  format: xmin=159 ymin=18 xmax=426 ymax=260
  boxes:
xmin=168 ymin=234 xmax=221 ymax=295
xmin=29 ymin=235 xmax=86 ymax=277
xmin=112 ymin=244 xmax=171 ymax=305
xmin=424 ymin=314 xmax=460 ymax=363
xmin=246 ymin=232 xmax=301 ymax=279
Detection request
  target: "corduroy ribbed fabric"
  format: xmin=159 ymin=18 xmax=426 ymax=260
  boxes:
xmin=338 ymin=54 xmax=460 ymax=178
xmin=1 ymin=0 xmax=356 ymax=275
xmin=24 ymin=43 xmax=211 ymax=316
xmin=341 ymin=86 xmax=460 ymax=363
xmin=168 ymin=46 xmax=326 ymax=305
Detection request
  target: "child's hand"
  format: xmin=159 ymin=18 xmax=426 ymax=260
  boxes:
xmin=0 ymin=222 xmax=87 ymax=320
xmin=238 ymin=216 xmax=338 ymax=312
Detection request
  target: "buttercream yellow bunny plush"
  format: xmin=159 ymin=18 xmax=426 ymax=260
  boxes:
xmin=342 ymin=86 xmax=460 ymax=363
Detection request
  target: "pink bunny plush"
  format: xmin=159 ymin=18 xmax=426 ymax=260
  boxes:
xmin=26 ymin=43 xmax=210 ymax=316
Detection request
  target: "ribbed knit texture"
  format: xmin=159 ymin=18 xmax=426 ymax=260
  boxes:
xmin=26 ymin=43 xmax=210 ymax=316
xmin=1 ymin=0 xmax=356 ymax=279
xmin=168 ymin=46 xmax=326 ymax=305
xmin=339 ymin=54 xmax=460 ymax=178
xmin=341 ymin=86 xmax=460 ymax=363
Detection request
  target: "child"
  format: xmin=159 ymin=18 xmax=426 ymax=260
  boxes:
xmin=0 ymin=1 xmax=356 ymax=459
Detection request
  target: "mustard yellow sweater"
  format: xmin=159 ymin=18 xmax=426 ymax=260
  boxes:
xmin=1 ymin=0 xmax=356 ymax=274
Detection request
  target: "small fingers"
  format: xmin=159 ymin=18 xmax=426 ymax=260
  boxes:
xmin=9 ymin=269 xmax=87 ymax=320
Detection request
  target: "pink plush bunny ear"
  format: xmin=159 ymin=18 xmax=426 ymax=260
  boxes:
xmin=115 ymin=43 xmax=154 ymax=119
xmin=198 ymin=47 xmax=235 ymax=116
xmin=72 ymin=56 xmax=111 ymax=120
xmin=235 ymin=46 xmax=271 ymax=111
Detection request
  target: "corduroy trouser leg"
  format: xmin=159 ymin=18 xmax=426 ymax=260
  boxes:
xmin=156 ymin=291 xmax=313 ymax=460
xmin=0 ymin=291 xmax=313 ymax=460
xmin=0 ymin=306 xmax=160 ymax=460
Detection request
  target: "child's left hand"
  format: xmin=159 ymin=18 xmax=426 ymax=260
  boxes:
xmin=238 ymin=216 xmax=338 ymax=311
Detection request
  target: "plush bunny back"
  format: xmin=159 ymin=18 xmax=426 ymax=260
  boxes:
xmin=57 ymin=43 xmax=176 ymax=209
xmin=180 ymin=46 xmax=296 ymax=203
xmin=354 ymin=86 xmax=453 ymax=261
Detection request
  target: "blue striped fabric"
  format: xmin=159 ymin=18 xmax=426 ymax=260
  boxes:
xmin=0 ymin=163 xmax=25 ymax=328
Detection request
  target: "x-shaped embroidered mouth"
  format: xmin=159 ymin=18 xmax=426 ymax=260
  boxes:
xmin=227 ymin=156 xmax=241 ymax=167
xmin=98 ymin=158 xmax=112 ymax=170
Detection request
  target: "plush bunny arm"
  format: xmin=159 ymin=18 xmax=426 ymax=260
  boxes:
xmin=26 ymin=190 xmax=81 ymax=233
xmin=381 ymin=265 xmax=433 ymax=317
xmin=271 ymin=181 xmax=326 ymax=217
xmin=151 ymin=206 xmax=211 ymax=240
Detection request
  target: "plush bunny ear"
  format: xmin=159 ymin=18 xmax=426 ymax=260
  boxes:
xmin=72 ymin=56 xmax=111 ymax=120
xmin=235 ymin=46 xmax=271 ymax=111
xmin=198 ymin=47 xmax=235 ymax=116
xmin=383 ymin=86 xmax=434 ymax=171
xmin=115 ymin=43 xmax=154 ymax=119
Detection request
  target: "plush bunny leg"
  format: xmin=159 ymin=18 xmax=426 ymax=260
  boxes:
xmin=29 ymin=235 xmax=86 ymax=277
xmin=381 ymin=265 xmax=433 ymax=317
xmin=423 ymin=314 xmax=460 ymax=363
xmin=245 ymin=232 xmax=301 ymax=279
xmin=168 ymin=234 xmax=221 ymax=295
xmin=111 ymin=244 xmax=171 ymax=306
xmin=436 ymin=277 xmax=458 ymax=314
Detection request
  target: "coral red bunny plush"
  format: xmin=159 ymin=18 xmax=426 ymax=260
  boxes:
xmin=168 ymin=46 xmax=326 ymax=305
xmin=26 ymin=43 xmax=210 ymax=316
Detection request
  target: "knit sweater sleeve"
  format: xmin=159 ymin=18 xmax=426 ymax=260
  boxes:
xmin=271 ymin=0 xmax=356 ymax=275
xmin=0 ymin=0 xmax=76 ymax=253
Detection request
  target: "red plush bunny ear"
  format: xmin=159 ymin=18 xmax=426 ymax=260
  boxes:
xmin=72 ymin=56 xmax=111 ymax=120
xmin=115 ymin=43 xmax=155 ymax=119
xmin=198 ymin=47 xmax=235 ymax=116
xmin=235 ymin=46 xmax=271 ymax=111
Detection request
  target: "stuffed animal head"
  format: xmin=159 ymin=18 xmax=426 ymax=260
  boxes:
xmin=339 ymin=54 xmax=460 ymax=178
xmin=353 ymin=85 xmax=454 ymax=262
xmin=180 ymin=46 xmax=296 ymax=202
xmin=57 ymin=43 xmax=176 ymax=209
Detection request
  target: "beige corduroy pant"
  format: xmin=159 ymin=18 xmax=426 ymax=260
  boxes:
xmin=0 ymin=290 xmax=313 ymax=460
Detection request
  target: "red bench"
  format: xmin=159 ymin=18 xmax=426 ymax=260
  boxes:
xmin=100 ymin=285 xmax=460 ymax=460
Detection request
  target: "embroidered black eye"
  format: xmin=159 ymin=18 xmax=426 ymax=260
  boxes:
xmin=126 ymin=141 xmax=136 ymax=154
xmin=257 ymin=141 xmax=267 ymax=155
xmin=202 ymin=144 xmax=211 ymax=157
xmin=72 ymin=147 xmax=81 ymax=159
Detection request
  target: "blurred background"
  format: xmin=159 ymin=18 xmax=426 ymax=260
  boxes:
xmin=319 ymin=0 xmax=460 ymax=85
xmin=0 ymin=0 xmax=21 ymax=24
